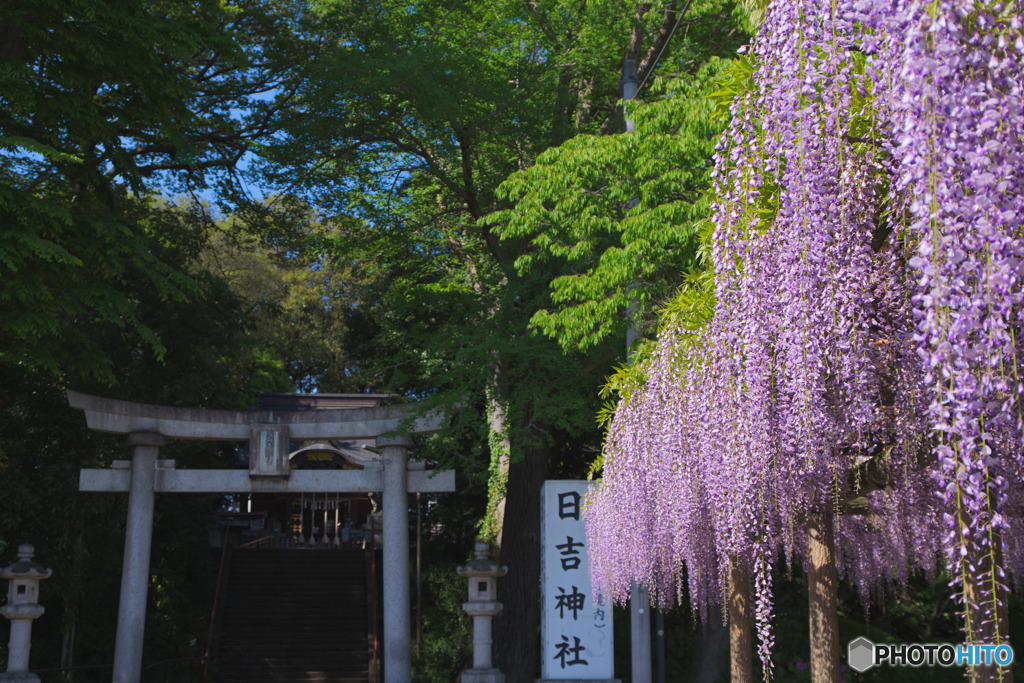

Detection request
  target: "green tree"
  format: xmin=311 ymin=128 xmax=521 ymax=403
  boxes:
xmin=257 ymin=1 xmax=747 ymax=677
xmin=200 ymin=198 xmax=381 ymax=393
xmin=489 ymin=58 xmax=742 ymax=353
xmin=0 ymin=197 xmax=293 ymax=673
xmin=0 ymin=0 xmax=306 ymax=381
xmin=0 ymin=1 xmax=309 ymax=673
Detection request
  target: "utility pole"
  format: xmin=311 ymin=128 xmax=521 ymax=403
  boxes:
xmin=622 ymin=58 xmax=640 ymax=134
xmin=621 ymin=57 xmax=653 ymax=683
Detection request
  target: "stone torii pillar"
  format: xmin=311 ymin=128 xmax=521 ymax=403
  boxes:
xmin=380 ymin=433 xmax=413 ymax=683
xmin=113 ymin=432 xmax=164 ymax=683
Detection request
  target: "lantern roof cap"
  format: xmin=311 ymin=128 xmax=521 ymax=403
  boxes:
xmin=2 ymin=544 xmax=52 ymax=581
xmin=457 ymin=542 xmax=508 ymax=578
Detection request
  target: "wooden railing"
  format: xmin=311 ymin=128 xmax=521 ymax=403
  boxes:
xmin=370 ymin=546 xmax=380 ymax=683
xmin=236 ymin=534 xmax=274 ymax=550
xmin=202 ymin=527 xmax=231 ymax=680
xmin=143 ymin=656 xmax=205 ymax=682
xmin=29 ymin=656 xmax=202 ymax=682
xmin=29 ymin=662 xmax=112 ymax=681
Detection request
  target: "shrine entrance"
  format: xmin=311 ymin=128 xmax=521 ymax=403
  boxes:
xmin=244 ymin=436 xmax=384 ymax=549
xmin=68 ymin=390 xmax=455 ymax=683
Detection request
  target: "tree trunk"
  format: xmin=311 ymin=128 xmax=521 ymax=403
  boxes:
xmin=61 ymin=621 xmax=76 ymax=677
xmin=729 ymin=559 xmax=753 ymax=683
xmin=493 ymin=439 xmax=550 ymax=683
xmin=807 ymin=511 xmax=840 ymax=683
xmin=484 ymin=360 xmax=512 ymax=546
xmin=689 ymin=609 xmax=729 ymax=683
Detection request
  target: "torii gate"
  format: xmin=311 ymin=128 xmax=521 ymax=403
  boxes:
xmin=67 ymin=390 xmax=455 ymax=683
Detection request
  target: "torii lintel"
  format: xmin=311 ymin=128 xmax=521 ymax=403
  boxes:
xmin=66 ymin=389 xmax=446 ymax=441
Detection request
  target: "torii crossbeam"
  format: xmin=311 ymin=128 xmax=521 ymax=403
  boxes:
xmin=68 ymin=390 xmax=455 ymax=683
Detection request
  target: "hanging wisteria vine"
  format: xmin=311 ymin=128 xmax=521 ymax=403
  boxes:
xmin=875 ymin=0 xmax=1024 ymax=654
xmin=586 ymin=0 xmax=1024 ymax=677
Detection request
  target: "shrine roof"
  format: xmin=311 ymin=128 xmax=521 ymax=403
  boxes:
xmin=257 ymin=393 xmax=393 ymax=411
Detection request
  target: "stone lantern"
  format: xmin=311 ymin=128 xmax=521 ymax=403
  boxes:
xmin=1 ymin=544 xmax=52 ymax=682
xmin=457 ymin=542 xmax=508 ymax=683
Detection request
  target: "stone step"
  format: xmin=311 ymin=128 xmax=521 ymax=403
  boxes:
xmin=216 ymin=674 xmax=368 ymax=681
xmin=212 ymin=548 xmax=374 ymax=682
xmin=223 ymin=586 xmax=366 ymax=593
xmin=220 ymin=595 xmax=366 ymax=604
xmin=216 ymin=658 xmax=368 ymax=669
xmin=218 ymin=636 xmax=369 ymax=647
xmin=214 ymin=667 xmax=369 ymax=682
xmin=220 ymin=610 xmax=368 ymax=621
xmin=219 ymin=632 xmax=369 ymax=643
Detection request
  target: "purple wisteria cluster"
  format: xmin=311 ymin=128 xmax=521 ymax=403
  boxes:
xmin=586 ymin=0 xmax=1024 ymax=673
xmin=871 ymin=0 xmax=1024 ymax=647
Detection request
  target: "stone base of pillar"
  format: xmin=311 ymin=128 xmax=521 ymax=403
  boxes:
xmin=0 ymin=672 xmax=41 ymax=682
xmin=461 ymin=668 xmax=504 ymax=683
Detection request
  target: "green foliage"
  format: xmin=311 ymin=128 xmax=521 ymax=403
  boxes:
xmin=490 ymin=57 xmax=742 ymax=354
xmin=200 ymin=198 xmax=377 ymax=393
xmin=0 ymin=191 xmax=304 ymax=672
xmin=412 ymin=563 xmax=474 ymax=683
xmin=251 ymin=8 xmax=752 ymax=674
xmin=0 ymin=0 xmax=306 ymax=381
xmin=251 ymin=0 xmax=756 ymax=463
xmin=481 ymin=416 xmax=511 ymax=542
xmin=708 ymin=53 xmax=756 ymax=118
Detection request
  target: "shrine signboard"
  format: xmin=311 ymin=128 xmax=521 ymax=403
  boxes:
xmin=250 ymin=424 xmax=290 ymax=477
xmin=539 ymin=480 xmax=616 ymax=681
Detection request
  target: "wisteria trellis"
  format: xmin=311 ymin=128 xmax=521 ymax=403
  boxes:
xmin=586 ymin=0 xmax=1024 ymax=677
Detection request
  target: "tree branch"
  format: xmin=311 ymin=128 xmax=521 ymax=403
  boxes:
xmin=131 ymin=151 xmax=246 ymax=178
xmin=625 ymin=3 xmax=653 ymax=62
xmin=523 ymin=0 xmax=561 ymax=46
xmin=636 ymin=1 xmax=690 ymax=87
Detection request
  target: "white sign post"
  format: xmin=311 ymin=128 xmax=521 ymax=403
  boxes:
xmin=538 ymin=481 xmax=619 ymax=683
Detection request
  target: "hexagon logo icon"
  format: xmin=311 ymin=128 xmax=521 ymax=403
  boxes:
xmin=848 ymin=637 xmax=875 ymax=672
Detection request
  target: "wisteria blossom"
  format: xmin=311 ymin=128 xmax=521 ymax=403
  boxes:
xmin=587 ymin=0 xmax=1024 ymax=678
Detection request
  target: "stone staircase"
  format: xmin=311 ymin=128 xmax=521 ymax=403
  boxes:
xmin=212 ymin=548 xmax=374 ymax=682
